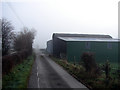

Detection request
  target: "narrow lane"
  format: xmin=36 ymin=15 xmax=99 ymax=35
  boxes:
xmin=36 ymin=55 xmax=70 ymax=88
xmin=28 ymin=49 xmax=88 ymax=89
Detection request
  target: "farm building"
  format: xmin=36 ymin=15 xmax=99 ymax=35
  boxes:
xmin=46 ymin=33 xmax=120 ymax=63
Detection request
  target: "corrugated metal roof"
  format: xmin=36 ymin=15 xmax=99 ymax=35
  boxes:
xmin=53 ymin=33 xmax=112 ymax=38
xmin=58 ymin=37 xmax=120 ymax=42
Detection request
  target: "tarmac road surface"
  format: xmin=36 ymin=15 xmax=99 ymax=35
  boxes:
xmin=28 ymin=49 xmax=88 ymax=89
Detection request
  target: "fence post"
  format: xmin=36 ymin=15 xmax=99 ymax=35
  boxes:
xmin=74 ymin=56 xmax=76 ymax=65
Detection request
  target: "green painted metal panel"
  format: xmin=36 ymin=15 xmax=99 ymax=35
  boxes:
xmin=67 ymin=41 xmax=119 ymax=63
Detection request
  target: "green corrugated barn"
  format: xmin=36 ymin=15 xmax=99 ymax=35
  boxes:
xmin=47 ymin=33 xmax=120 ymax=63
xmin=66 ymin=40 xmax=119 ymax=63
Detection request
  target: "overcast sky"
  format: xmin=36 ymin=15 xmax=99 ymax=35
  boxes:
xmin=2 ymin=0 xmax=120 ymax=48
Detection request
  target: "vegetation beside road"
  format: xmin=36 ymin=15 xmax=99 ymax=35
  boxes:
xmin=2 ymin=54 xmax=35 ymax=88
xmin=50 ymin=56 xmax=120 ymax=89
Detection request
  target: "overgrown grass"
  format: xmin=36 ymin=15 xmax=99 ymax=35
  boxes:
xmin=2 ymin=55 xmax=34 ymax=88
xmin=50 ymin=56 xmax=120 ymax=89
xmin=99 ymin=62 xmax=119 ymax=69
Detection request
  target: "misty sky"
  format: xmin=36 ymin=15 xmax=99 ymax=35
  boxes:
xmin=2 ymin=0 xmax=120 ymax=48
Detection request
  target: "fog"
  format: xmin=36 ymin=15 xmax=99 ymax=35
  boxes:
xmin=2 ymin=0 xmax=119 ymax=49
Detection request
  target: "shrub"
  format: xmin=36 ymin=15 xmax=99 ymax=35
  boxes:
xmin=102 ymin=60 xmax=111 ymax=79
xmin=81 ymin=52 xmax=100 ymax=75
xmin=2 ymin=50 xmax=30 ymax=75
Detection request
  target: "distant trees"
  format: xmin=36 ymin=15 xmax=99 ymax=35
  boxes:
xmin=2 ymin=19 xmax=15 ymax=56
xmin=2 ymin=18 xmax=36 ymax=56
xmin=14 ymin=27 xmax=36 ymax=54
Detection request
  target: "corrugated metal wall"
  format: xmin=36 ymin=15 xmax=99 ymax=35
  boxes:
xmin=46 ymin=40 xmax=53 ymax=55
xmin=53 ymin=36 xmax=67 ymax=58
xmin=67 ymin=41 xmax=119 ymax=63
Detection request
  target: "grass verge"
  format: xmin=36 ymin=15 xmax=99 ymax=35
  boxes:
xmin=50 ymin=56 xmax=120 ymax=89
xmin=2 ymin=54 xmax=35 ymax=88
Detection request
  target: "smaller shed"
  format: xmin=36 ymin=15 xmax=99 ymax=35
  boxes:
xmin=46 ymin=40 xmax=53 ymax=55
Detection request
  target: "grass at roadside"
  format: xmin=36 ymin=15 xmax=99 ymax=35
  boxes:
xmin=2 ymin=54 xmax=35 ymax=88
xmin=50 ymin=56 xmax=120 ymax=89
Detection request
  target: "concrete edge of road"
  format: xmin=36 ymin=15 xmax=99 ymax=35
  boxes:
xmin=44 ymin=55 xmax=88 ymax=89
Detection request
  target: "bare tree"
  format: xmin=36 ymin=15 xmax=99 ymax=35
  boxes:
xmin=14 ymin=27 xmax=36 ymax=54
xmin=2 ymin=19 xmax=14 ymax=56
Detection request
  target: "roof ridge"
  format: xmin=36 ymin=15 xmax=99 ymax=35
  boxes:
xmin=53 ymin=33 xmax=112 ymax=38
